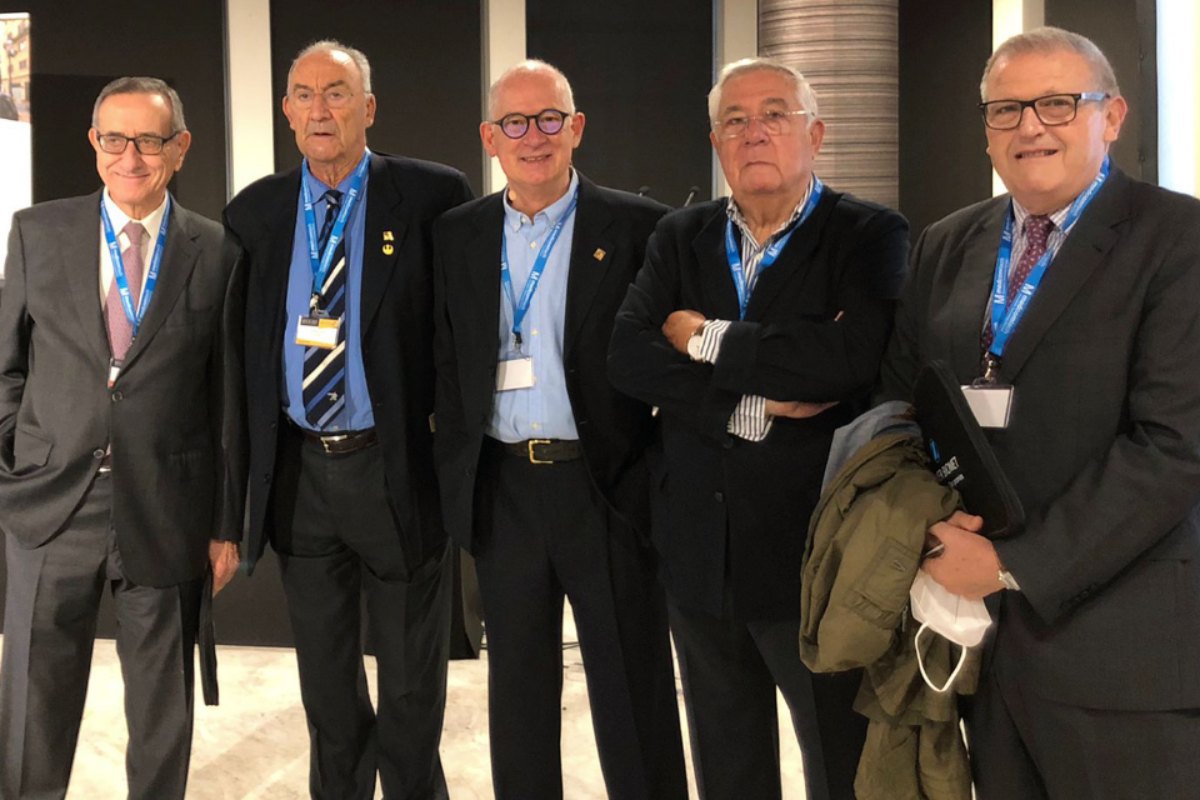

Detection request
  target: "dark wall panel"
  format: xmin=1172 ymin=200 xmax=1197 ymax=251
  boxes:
xmin=898 ymin=0 xmax=993 ymax=237
xmin=0 ymin=0 xmax=228 ymax=219
xmin=526 ymin=0 xmax=712 ymax=207
xmin=269 ymin=0 xmax=484 ymax=195
xmin=1045 ymin=0 xmax=1156 ymax=182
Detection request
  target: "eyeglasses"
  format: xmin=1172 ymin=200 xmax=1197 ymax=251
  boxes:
xmin=289 ymin=87 xmax=355 ymax=109
xmin=978 ymin=92 xmax=1109 ymax=130
xmin=95 ymin=131 xmax=180 ymax=156
xmin=713 ymin=109 xmax=813 ymax=139
xmin=489 ymin=108 xmax=571 ymax=140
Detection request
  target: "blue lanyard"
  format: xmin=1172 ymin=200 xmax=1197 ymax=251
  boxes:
xmin=725 ymin=177 xmax=824 ymax=320
xmin=500 ymin=188 xmax=579 ymax=349
xmin=301 ymin=150 xmax=370 ymax=305
xmin=988 ymin=157 xmax=1110 ymax=359
xmin=100 ymin=195 xmax=171 ymax=340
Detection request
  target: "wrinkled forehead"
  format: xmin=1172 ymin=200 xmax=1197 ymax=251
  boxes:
xmin=289 ymin=50 xmax=363 ymax=91
xmin=985 ymin=49 xmax=1098 ymax=100
xmin=717 ymin=70 xmax=801 ymax=114
xmin=491 ymin=71 xmax=571 ymax=118
xmin=95 ymin=92 xmax=173 ymax=133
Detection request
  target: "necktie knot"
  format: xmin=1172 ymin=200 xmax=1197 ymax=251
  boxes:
xmin=323 ymin=189 xmax=343 ymax=209
xmin=318 ymin=190 xmax=343 ymax=250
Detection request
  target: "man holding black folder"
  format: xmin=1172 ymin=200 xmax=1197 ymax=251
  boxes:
xmin=881 ymin=27 xmax=1200 ymax=799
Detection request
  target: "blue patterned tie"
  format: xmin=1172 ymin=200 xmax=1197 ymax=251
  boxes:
xmin=302 ymin=189 xmax=347 ymax=427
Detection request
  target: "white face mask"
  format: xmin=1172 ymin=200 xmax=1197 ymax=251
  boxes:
xmin=909 ymin=569 xmax=993 ymax=693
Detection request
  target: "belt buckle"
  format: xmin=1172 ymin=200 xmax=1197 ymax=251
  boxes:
xmin=527 ymin=438 xmax=553 ymax=464
xmin=320 ymin=433 xmax=351 ymax=454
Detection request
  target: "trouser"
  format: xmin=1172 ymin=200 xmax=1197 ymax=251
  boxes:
xmin=668 ymin=600 xmax=866 ymax=800
xmin=471 ymin=438 xmax=687 ymax=800
xmin=0 ymin=472 xmax=201 ymax=800
xmin=271 ymin=425 xmax=452 ymax=800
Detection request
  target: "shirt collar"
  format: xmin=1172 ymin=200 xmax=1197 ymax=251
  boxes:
xmin=503 ymin=169 xmax=579 ymax=232
xmin=303 ymin=149 xmax=370 ymax=199
xmin=101 ymin=188 xmax=169 ymax=242
xmin=726 ymin=174 xmax=815 ymax=250
xmin=1011 ymin=196 xmax=1072 ymax=237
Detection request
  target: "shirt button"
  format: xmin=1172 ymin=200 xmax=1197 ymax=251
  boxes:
xmin=531 ymin=329 xmax=539 ymax=336
xmin=530 ymin=241 xmax=539 ymax=249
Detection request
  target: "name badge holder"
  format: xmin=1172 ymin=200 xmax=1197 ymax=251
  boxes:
xmin=101 ymin=196 xmax=172 ymax=387
xmin=293 ymin=151 xmax=370 ymax=351
xmin=965 ymin=158 xmax=1111 ymax=429
xmin=495 ymin=187 xmax=579 ymax=392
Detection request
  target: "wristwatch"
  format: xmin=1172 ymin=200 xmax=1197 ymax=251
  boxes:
xmin=685 ymin=321 xmax=708 ymax=361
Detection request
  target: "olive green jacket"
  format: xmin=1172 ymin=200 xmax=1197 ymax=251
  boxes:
xmin=802 ymin=431 xmax=977 ymax=800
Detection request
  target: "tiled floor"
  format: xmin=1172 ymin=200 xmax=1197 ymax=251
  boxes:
xmin=0 ymin=604 xmax=808 ymax=799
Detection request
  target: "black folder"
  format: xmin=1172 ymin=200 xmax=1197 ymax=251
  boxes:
xmin=913 ymin=360 xmax=1024 ymax=538
xmin=199 ymin=568 xmax=219 ymax=705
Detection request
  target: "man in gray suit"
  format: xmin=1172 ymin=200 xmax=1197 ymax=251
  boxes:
xmin=0 ymin=77 xmax=243 ymax=799
xmin=881 ymin=28 xmax=1200 ymax=798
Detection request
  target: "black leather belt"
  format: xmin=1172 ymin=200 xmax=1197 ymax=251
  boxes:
xmin=501 ymin=438 xmax=583 ymax=464
xmin=291 ymin=422 xmax=378 ymax=455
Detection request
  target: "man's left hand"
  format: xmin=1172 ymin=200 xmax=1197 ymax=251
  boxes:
xmin=662 ymin=309 xmax=707 ymax=354
xmin=208 ymin=540 xmax=240 ymax=596
xmin=921 ymin=510 xmax=1004 ymax=599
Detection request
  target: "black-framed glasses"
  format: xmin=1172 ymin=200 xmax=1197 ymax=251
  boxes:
xmin=712 ymin=109 xmax=813 ymax=139
xmin=95 ymin=131 xmax=181 ymax=156
xmin=288 ymin=87 xmax=355 ymax=109
xmin=489 ymin=108 xmax=571 ymax=139
xmin=978 ymin=92 xmax=1109 ymax=130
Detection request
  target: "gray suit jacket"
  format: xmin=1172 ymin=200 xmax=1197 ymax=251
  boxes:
xmin=0 ymin=191 xmax=245 ymax=587
xmin=880 ymin=167 xmax=1200 ymax=710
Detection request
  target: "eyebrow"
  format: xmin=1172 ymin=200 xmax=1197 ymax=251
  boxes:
xmin=291 ymin=79 xmax=350 ymax=92
xmin=720 ymin=96 xmax=793 ymax=115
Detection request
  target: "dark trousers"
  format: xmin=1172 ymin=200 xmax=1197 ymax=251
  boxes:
xmin=0 ymin=472 xmax=201 ymax=800
xmin=965 ymin=663 xmax=1200 ymax=800
xmin=270 ymin=427 xmax=452 ymax=800
xmin=668 ymin=600 xmax=866 ymax=800
xmin=472 ymin=439 xmax=687 ymax=800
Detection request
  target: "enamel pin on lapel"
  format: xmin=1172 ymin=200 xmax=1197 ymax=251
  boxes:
xmin=382 ymin=230 xmax=395 ymax=255
xmin=593 ymin=248 xmax=606 ymax=261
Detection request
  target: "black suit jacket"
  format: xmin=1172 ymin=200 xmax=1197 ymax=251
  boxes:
xmin=0 ymin=192 xmax=244 ymax=587
xmin=880 ymin=168 xmax=1200 ymax=710
xmin=223 ymin=152 xmax=472 ymax=572
xmin=432 ymin=177 xmax=668 ymax=551
xmin=609 ymin=190 xmax=908 ymax=619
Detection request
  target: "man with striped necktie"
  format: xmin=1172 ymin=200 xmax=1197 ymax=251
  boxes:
xmin=224 ymin=40 xmax=471 ymax=800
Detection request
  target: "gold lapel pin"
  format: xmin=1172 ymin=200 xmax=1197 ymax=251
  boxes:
xmin=382 ymin=244 xmax=395 ymax=255
xmin=383 ymin=230 xmax=395 ymax=242
xmin=593 ymin=248 xmax=606 ymax=261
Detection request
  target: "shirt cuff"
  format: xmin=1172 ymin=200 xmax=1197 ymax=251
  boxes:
xmin=727 ymin=394 xmax=773 ymax=441
xmin=694 ymin=319 xmax=731 ymax=364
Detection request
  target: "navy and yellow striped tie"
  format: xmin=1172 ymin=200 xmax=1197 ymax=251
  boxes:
xmin=302 ymin=189 xmax=348 ymax=427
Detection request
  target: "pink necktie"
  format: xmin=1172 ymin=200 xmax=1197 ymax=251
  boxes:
xmin=106 ymin=221 xmax=146 ymax=361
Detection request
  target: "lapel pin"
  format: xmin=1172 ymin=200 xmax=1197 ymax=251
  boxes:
xmin=383 ymin=230 xmax=395 ymax=242
xmin=593 ymin=248 xmax=606 ymax=261
xmin=382 ymin=243 xmax=395 ymax=255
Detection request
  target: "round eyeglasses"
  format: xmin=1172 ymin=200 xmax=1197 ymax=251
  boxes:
xmin=288 ymin=87 xmax=355 ymax=109
xmin=489 ymin=108 xmax=571 ymax=140
xmin=978 ymin=92 xmax=1109 ymax=130
xmin=95 ymin=131 xmax=181 ymax=156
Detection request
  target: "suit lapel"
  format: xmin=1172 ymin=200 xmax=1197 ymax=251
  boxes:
xmin=692 ymin=202 xmax=741 ymax=320
xmin=361 ymin=153 xmax=408 ymax=334
xmin=563 ymin=178 xmax=615 ymax=357
xmin=742 ymin=188 xmax=836 ymax=321
xmin=465 ymin=196 xmax=504 ymax=355
xmin=948 ymin=200 xmax=1007 ymax=381
xmin=120 ymin=199 xmax=200 ymax=371
xmin=63 ymin=192 xmax=110 ymax=367
xmin=998 ymin=170 xmax=1130 ymax=381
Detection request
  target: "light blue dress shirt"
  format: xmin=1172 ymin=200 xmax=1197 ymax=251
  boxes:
xmin=487 ymin=170 xmax=580 ymax=443
xmin=282 ymin=158 xmax=375 ymax=432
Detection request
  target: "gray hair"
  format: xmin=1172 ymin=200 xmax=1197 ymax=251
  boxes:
xmin=289 ymin=39 xmax=373 ymax=94
xmin=91 ymin=77 xmax=187 ymax=133
xmin=708 ymin=57 xmax=820 ymax=127
xmin=981 ymin=26 xmax=1120 ymax=100
xmin=487 ymin=59 xmax=576 ymax=120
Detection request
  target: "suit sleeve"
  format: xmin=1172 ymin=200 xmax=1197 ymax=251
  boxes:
xmin=608 ymin=222 xmax=743 ymax=443
xmin=211 ymin=232 xmax=248 ymax=542
xmin=707 ymin=209 xmax=909 ymax=402
xmin=996 ymin=215 xmax=1200 ymax=624
xmin=0 ymin=214 xmax=30 ymax=472
xmin=877 ymin=224 xmax=934 ymax=404
xmin=431 ymin=217 xmax=468 ymax=466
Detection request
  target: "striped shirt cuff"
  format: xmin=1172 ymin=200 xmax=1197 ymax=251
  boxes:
xmin=727 ymin=394 xmax=773 ymax=441
xmin=695 ymin=319 xmax=732 ymax=364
